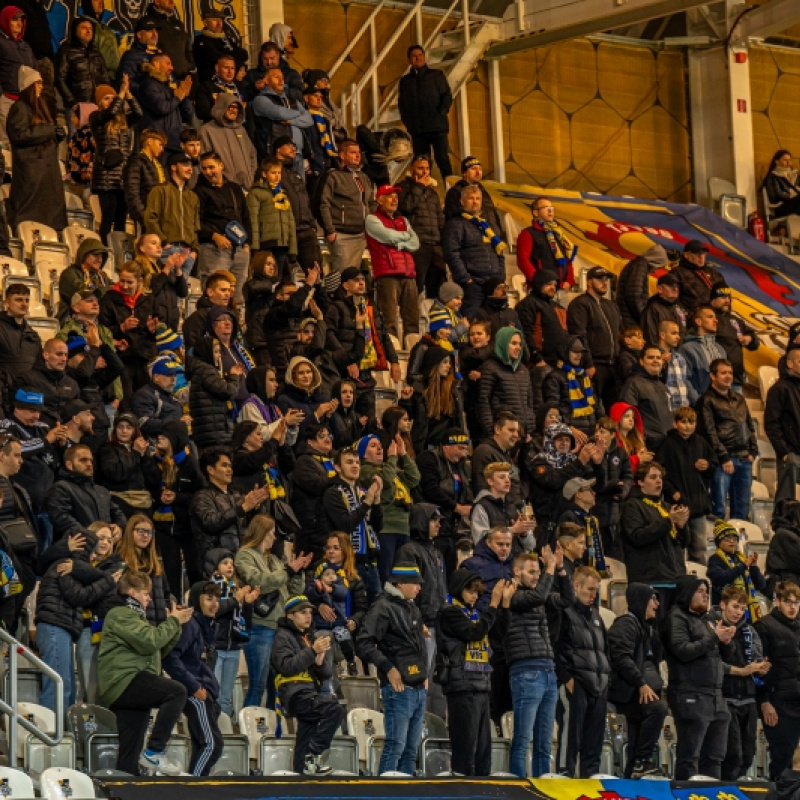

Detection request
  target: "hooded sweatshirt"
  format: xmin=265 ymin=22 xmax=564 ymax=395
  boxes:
xmin=0 ymin=6 xmax=36 ymax=97
xmin=276 ymin=355 xmax=323 ymax=440
xmin=609 ymin=401 xmax=646 ymax=472
xmin=199 ymin=94 xmax=257 ymax=190
xmin=663 ymin=575 xmax=726 ymax=695
xmin=396 ymin=503 xmax=447 ymax=625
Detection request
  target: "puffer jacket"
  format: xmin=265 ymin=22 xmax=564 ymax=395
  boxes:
xmin=0 ymin=311 xmax=41 ymax=385
xmin=188 ymin=483 xmax=249 ymax=562
xmin=441 ymin=214 xmax=505 ymax=286
xmin=754 ymin=608 xmax=800 ymax=703
xmin=79 ymin=1 xmax=118 ymax=78
xmin=247 ymin=179 xmax=297 ymax=252
xmin=0 ymin=8 xmax=37 ymax=96
xmin=356 ymin=582 xmax=428 ymax=687
xmin=34 ymin=538 xmax=116 ymax=639
xmin=365 ymin=208 xmax=417 ymax=279
xmin=397 ymin=64 xmax=451 ymax=134
xmin=620 ymin=487 xmax=686 ymax=585
xmin=567 ymin=290 xmax=621 ymax=365
xmin=15 ymin=356 xmax=80 ymax=428
xmin=672 ymin=255 xmax=724 ymax=311
xmin=436 ymin=567 xmax=498 ymax=694
xmin=137 ymin=61 xmax=194 ymax=152
xmin=444 ymin=180 xmax=504 ymax=232
xmin=516 ymin=269 xmax=569 ymax=366
xmin=90 ymin=95 xmax=141 ymax=192
xmin=317 ymin=166 xmax=376 ymax=236
xmin=44 ymin=468 xmax=127 ymax=540
xmin=477 ymin=326 xmax=535 ymax=437
xmin=271 ymin=616 xmax=334 ymax=708
xmin=54 ymin=17 xmax=109 ymax=107
xmin=131 ymin=380 xmax=183 ymax=438
xmin=397 ymin=176 xmax=443 ymax=246
xmin=195 ymin=173 xmax=252 ymax=245
xmin=556 ymin=599 xmax=610 ymax=695
xmin=124 ymin=151 xmax=164 ymax=226
xmin=662 ymin=575 xmax=725 ymax=696
xmin=289 ymin=441 xmax=335 ymax=559
xmin=186 ymin=354 xmax=240 ymax=450
xmin=396 ymin=503 xmax=446 ymax=625
xmin=696 ymin=383 xmax=758 ymax=464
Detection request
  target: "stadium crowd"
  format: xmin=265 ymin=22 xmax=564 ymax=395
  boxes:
xmin=0 ymin=5 xmax=798 ymax=786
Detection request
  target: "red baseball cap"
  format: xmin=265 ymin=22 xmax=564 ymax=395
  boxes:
xmin=376 ymin=184 xmax=402 ymax=198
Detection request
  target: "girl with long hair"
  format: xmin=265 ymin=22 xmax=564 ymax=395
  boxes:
xmin=379 ymin=405 xmax=415 ymax=459
xmin=115 ymin=514 xmax=171 ymax=625
xmin=242 ymin=251 xmax=278 ymax=365
xmin=609 ymin=402 xmax=652 ymax=473
xmin=234 ymin=514 xmax=312 ymax=707
xmin=134 ymin=233 xmax=188 ymax=332
xmin=762 ymin=149 xmax=800 ymax=218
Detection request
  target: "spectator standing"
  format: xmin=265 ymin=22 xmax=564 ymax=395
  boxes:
xmin=318 ymin=140 xmax=376 ymax=278
xmin=365 ymin=184 xmax=419 ymax=341
xmin=138 ymin=53 xmax=192 ymax=153
xmin=672 ymin=240 xmax=724 ymax=311
xmin=144 ymin=151 xmax=200 ymax=256
xmin=302 ymin=84 xmax=336 ymax=199
xmin=398 ymin=45 xmax=452 ymax=179
xmin=442 ymin=184 xmax=505 ymax=318
xmin=471 ymin=411 xmax=523 ymax=508
xmin=607 ymin=583 xmax=666 ymax=777
xmin=195 ymin=151 xmax=251 ymax=298
xmin=90 ymin=78 xmax=141 ymax=244
xmin=615 ymin=244 xmax=669 ymax=327
xmin=0 ymin=6 xmax=37 ymax=147
xmin=193 ymin=9 xmax=247 ymax=84
xmin=124 ymin=128 xmax=166 ymax=230
xmin=7 ymin=66 xmax=67 ymax=231
xmin=139 ymin=0 xmax=194 ymax=78
xmin=679 ymin=305 xmax=726 ymax=398
xmin=199 ymin=94 xmax=256 ymax=190
xmin=131 ymin=354 xmax=184 ymax=439
xmin=617 ymin=346 xmax=673 ymax=451
xmin=567 ymin=266 xmax=620 ymax=409
xmin=766 ymin=347 xmax=800 ymax=503
xmin=709 ymin=281 xmax=759 ymax=389
xmin=696 ymin=358 xmax=757 ymax=521
xmin=0 ymin=283 xmax=41 ymax=388
xmin=182 ymin=271 xmax=233 ymax=353
xmin=195 ymin=54 xmax=244 ymax=123
xmin=54 ymin=17 xmax=108 ymax=108
xmin=96 ymin=414 xmax=150 ymax=518
xmin=444 ymin=155 xmax=503 ymax=228
xmin=16 ymin=338 xmax=80 ymax=429
xmin=658 ymin=319 xmax=695 ymax=408
xmin=515 ymin=196 xmax=575 ymax=288
xmin=641 ymin=272 xmax=688 ymax=346
xmin=268 ymin=24 xmax=302 ymax=99
xmin=357 ymin=563 xmax=428 ymax=776
xmin=663 ymin=575 xmax=732 ymax=779
xmin=135 ymin=235 xmax=188 ymax=332
xmin=116 ymin=18 xmax=159 ymax=95
xmin=708 ymin=520 xmax=766 ymax=612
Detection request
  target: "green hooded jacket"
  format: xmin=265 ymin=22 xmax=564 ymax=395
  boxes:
xmin=494 ymin=325 xmax=523 ymax=371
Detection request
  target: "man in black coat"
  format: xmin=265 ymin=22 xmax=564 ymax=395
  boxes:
xmin=443 ymin=156 xmax=504 ymax=229
xmin=766 ymin=346 xmax=800 ymax=503
xmin=398 ymin=45 xmax=452 ymax=179
xmin=617 ymin=346 xmax=673 ymax=451
xmin=54 ymin=17 xmax=108 ymax=108
xmin=641 ymin=271 xmax=688 ymax=345
xmin=16 ymin=339 xmax=80 ymax=429
xmin=0 ymin=282 xmax=41 ymax=396
xmin=44 ymin=443 xmax=126 ymax=540
xmin=615 ymin=244 xmax=669 ymax=327
xmin=709 ymin=281 xmax=759 ymax=388
xmin=276 ymin=137 xmax=321 ymax=268
xmin=607 ymin=582 xmax=666 ymax=777
xmin=662 ymin=574 xmax=732 ymax=779
xmin=182 ymin=272 xmax=233 ymax=353
xmin=672 ymin=239 xmax=724 ymax=312
xmin=139 ymin=0 xmax=195 ymax=78
xmin=192 ymin=9 xmax=247 ymax=84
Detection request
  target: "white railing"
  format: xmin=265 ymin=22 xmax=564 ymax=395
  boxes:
xmin=0 ymin=627 xmax=64 ymax=767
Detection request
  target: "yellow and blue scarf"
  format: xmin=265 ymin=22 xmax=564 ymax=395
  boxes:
xmin=557 ymin=361 xmax=595 ymax=418
xmin=447 ymin=596 xmax=492 ymax=672
xmin=462 ymin=213 xmax=505 ymax=255
xmin=642 ymin=496 xmax=678 ymax=540
xmin=714 ymin=547 xmax=762 ymax=623
xmin=313 ymin=454 xmax=336 ymax=477
xmin=152 ymin=446 xmax=191 ymax=523
xmin=270 ymin=181 xmax=290 ymax=211
xmin=311 ymin=112 xmax=337 ymax=157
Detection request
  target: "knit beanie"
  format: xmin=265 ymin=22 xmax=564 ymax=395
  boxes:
xmin=95 ymin=84 xmax=115 ymax=105
xmin=17 ymin=65 xmax=41 ymax=93
xmin=429 ymin=304 xmax=454 ymax=334
xmin=713 ymin=518 xmax=739 ymax=545
xmin=356 ymin=434 xmax=379 ymax=459
xmin=439 ymin=281 xmax=463 ymax=305
xmin=155 ymin=326 xmax=183 ymax=353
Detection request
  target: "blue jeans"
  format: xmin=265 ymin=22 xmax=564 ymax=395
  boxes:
xmin=75 ymin=627 xmax=97 ymax=704
xmin=214 ymin=649 xmax=240 ymax=718
xmin=37 ymin=622 xmax=76 ymax=713
xmin=197 ymin=242 xmax=249 ymax=305
xmin=379 ymin=684 xmax=427 ymax=775
xmin=712 ymin=457 xmax=753 ymax=520
xmin=357 ymin=562 xmax=382 ymax=606
xmin=510 ymin=667 xmax=558 ymax=777
xmin=242 ymin=625 xmax=275 ymax=708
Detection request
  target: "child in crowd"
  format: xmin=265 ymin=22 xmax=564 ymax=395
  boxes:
xmin=271 ymin=595 xmax=344 ymax=775
xmin=67 ymin=103 xmax=97 ymax=204
xmin=179 ymin=128 xmax=201 ymax=188
xmin=616 ymin=326 xmax=645 ymax=383
xmin=242 ymin=251 xmax=278 ymax=366
xmin=239 ymin=365 xmax=303 ymax=445
xmin=429 ymin=281 xmax=469 ymax=345
xmin=708 ymin=520 xmax=767 ymax=612
xmin=461 ymin=320 xmax=493 ymax=441
xmin=247 ymin=157 xmax=297 ymax=277
xmin=556 ymin=521 xmax=587 ymax=580
xmin=655 ymin=406 xmax=717 ymax=565
xmin=206 ymin=548 xmax=259 ymax=719
xmin=162 ymin=581 xmax=225 ymax=776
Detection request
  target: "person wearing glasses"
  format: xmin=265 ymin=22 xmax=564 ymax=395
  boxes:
xmin=515 ymin=196 xmax=575 ymax=289
xmin=116 ymin=514 xmax=173 ymax=625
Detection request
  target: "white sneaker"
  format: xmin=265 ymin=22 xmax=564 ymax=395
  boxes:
xmin=303 ymin=753 xmax=333 ymax=776
xmin=139 ymin=750 xmax=182 ymax=776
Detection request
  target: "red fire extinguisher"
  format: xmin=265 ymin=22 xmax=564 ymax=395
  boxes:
xmin=749 ymin=210 xmax=765 ymax=242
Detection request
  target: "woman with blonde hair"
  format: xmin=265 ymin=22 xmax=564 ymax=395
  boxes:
xmin=234 ymin=514 xmax=312 ymax=707
xmin=116 ymin=514 xmax=172 ymax=625
xmin=134 ymin=233 xmax=188 ymax=332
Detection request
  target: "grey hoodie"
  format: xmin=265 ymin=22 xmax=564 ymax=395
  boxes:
xmin=199 ymin=94 xmax=257 ymax=190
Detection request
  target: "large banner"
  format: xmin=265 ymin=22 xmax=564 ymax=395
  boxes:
xmin=490 ymin=183 xmax=800 ymax=370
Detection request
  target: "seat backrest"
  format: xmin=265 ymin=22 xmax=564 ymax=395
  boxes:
xmin=347 ymin=708 xmax=385 ymax=764
xmin=686 ymin=561 xmax=707 ymax=579
xmin=40 ymin=767 xmax=96 ymax=800
xmin=210 ymin=734 xmax=249 ymax=776
xmin=327 ymin=735 xmax=359 ymax=775
xmin=63 ymin=192 xmax=83 ymax=211
xmin=708 ymin=177 xmax=737 ymax=203
xmin=719 ymin=195 xmax=747 ymax=228
xmin=728 ymin=519 xmax=764 ymax=542
xmin=0 ymin=257 xmax=29 ymax=277
xmin=500 ymin=709 xmax=513 ymax=739
xmin=238 ymin=707 xmax=275 ymax=760
xmin=217 ymin=712 xmax=233 ymax=735
xmin=259 ymin=736 xmax=295 ymax=776
xmin=17 ymin=222 xmax=59 ymax=257
xmin=599 ymin=606 xmax=616 ymax=627
xmin=27 ymin=318 xmax=59 ymax=340
xmin=62 ymin=227 xmax=97 ymax=261
xmin=66 ymin=703 xmax=117 ymax=758
xmin=0 ymin=766 xmax=35 ymax=797
xmin=365 ymin=734 xmax=385 ymax=777
xmin=17 ymin=701 xmax=55 ymax=760
xmin=423 ymin=712 xmax=448 ymax=740
xmin=339 ymin=676 xmax=381 ymax=713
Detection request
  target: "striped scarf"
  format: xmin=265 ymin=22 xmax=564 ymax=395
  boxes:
xmin=534 ymin=218 xmax=576 ymax=275
xmin=642 ymin=496 xmax=678 ymax=540
xmin=313 ymin=454 xmax=336 ymax=477
xmin=446 ymin=596 xmax=492 ymax=672
xmin=270 ymin=181 xmax=290 ymax=211
xmin=462 ymin=213 xmax=505 ymax=255
xmin=152 ymin=446 xmax=190 ymax=522
xmin=571 ymin=507 xmax=608 ymax=576
xmin=714 ymin=548 xmax=762 ymax=623
xmin=311 ymin=112 xmax=337 ymax=157
xmin=263 ymin=462 xmax=286 ymax=500
xmin=338 ymin=484 xmax=380 ymax=557
xmin=557 ymin=361 xmax=595 ymax=417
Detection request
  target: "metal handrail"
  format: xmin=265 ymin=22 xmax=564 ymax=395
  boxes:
xmin=0 ymin=627 xmax=64 ymax=767
xmin=329 ymin=0 xmax=389 ymax=79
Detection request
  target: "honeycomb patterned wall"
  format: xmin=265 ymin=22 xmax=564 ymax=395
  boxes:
xmin=750 ymin=45 xmax=800 ymax=187
xmin=460 ymin=39 xmax=692 ymax=202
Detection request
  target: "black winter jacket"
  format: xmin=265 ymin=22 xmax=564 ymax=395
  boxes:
xmin=397 ymin=176 xmax=444 ymax=246
xmin=162 ymin=610 xmax=219 ymax=698
xmin=441 ymin=215 xmax=505 ymax=286
xmin=615 ymin=255 xmax=651 ymax=327
xmin=765 ymin=373 xmax=800 ymax=461
xmin=194 ymin=174 xmax=252 ymax=244
xmin=766 ymin=517 xmax=800 ymax=589
xmin=131 ymin=381 xmax=184 ymax=438
xmin=44 ymin=469 xmax=127 ymax=540
xmin=356 ymin=584 xmax=428 ymax=687
xmin=189 ymin=483 xmax=251 ymax=559
xmin=617 ymin=369 xmax=673 ymax=451
xmin=477 ymin=354 xmax=535 ymax=438
xmin=715 ymin=309 xmax=758 ymax=385
xmin=754 ymin=609 xmax=800 ymax=703
xmin=280 ymin=162 xmax=316 ymax=233
xmin=138 ymin=2 xmax=194 ymax=77
xmin=516 ymin=284 xmax=568 ymax=367
xmin=264 ymin=284 xmax=322 ymax=378
xmin=593 ymin=441 xmax=633 ymax=532
xmin=415 ymin=448 xmax=472 ymax=540
xmin=0 ymin=311 xmax=41 ymax=387
xmin=556 ymin=600 xmax=610 ymax=695
xmin=35 ymin=542 xmax=116 ymax=639
xmin=54 ymin=18 xmax=109 ymax=107
xmin=96 ymin=441 xmax=147 ymax=494
xmin=89 ymin=96 xmax=141 ymax=193
xmin=15 ymin=359 xmax=80 ymax=428
xmin=290 ymin=442 xmax=334 ymax=559
xmin=398 ymin=65 xmax=452 ymax=134
xmin=655 ymin=429 xmax=717 ymax=517
xmin=124 ymin=152 xmax=163 ymax=226
xmin=672 ymin=256 xmax=724 ymax=312
xmin=270 ymin=616 xmax=333 ymax=708
xmin=641 ymin=294 xmax=688 ymax=346
xmin=186 ymin=355 xmax=239 ymax=449
xmin=696 ymin=384 xmax=757 ymax=464
xmin=567 ymin=292 xmax=621 ymax=365
xmin=620 ymin=487 xmax=686 ymax=584
xmin=663 ymin=575 xmax=726 ymax=696
xmin=471 ymin=438 xmax=524 ymax=510
xmin=444 ymin=180 xmax=504 ymax=234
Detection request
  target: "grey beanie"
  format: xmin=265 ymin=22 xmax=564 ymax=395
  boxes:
xmin=439 ymin=281 xmax=464 ymax=304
